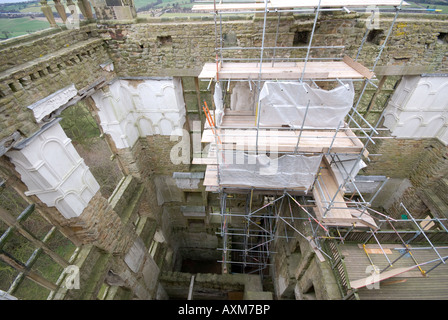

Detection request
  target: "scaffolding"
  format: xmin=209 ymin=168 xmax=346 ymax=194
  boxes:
xmin=342 ymin=202 xmax=448 ymax=294
xmin=191 ymin=0 xmax=448 ymax=283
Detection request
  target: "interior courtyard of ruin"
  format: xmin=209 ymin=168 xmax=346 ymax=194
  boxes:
xmin=0 ymin=0 xmax=448 ymax=301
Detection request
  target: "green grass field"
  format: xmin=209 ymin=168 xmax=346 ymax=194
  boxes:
xmin=133 ymin=0 xmax=194 ymax=10
xmin=0 ymin=0 xmax=447 ymax=41
xmin=0 ymin=17 xmax=53 ymax=39
xmin=409 ymin=1 xmax=448 ymax=13
xmin=18 ymin=2 xmax=42 ymax=13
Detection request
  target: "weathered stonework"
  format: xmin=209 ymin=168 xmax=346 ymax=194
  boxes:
xmin=144 ymin=135 xmax=191 ymax=175
xmin=364 ymin=135 xmax=448 ymax=220
xmin=1 ymin=13 xmax=447 ymax=145
xmin=272 ymin=208 xmax=341 ymax=300
xmin=62 ymin=191 xmax=136 ymax=253
xmin=0 ymin=33 xmax=115 ymax=141
xmin=1 ymin=10 xmax=448 ymax=301
xmin=0 ymin=25 xmax=100 ymax=73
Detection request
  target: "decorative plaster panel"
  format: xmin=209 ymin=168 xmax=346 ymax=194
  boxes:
xmin=91 ymin=78 xmax=186 ymax=149
xmin=7 ymin=122 xmax=100 ymax=219
xmin=383 ymin=75 xmax=448 ymax=145
xmin=28 ymin=84 xmax=78 ymax=123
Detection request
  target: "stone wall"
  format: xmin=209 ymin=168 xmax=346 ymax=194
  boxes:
xmin=368 ymin=137 xmax=448 ymax=220
xmin=103 ymin=17 xmax=254 ymax=77
xmin=271 ymin=205 xmax=341 ymax=300
xmin=160 ymin=271 xmax=271 ymax=300
xmin=1 ymin=11 xmax=448 ymax=300
xmin=102 ymin=13 xmax=448 ymax=78
xmin=57 ymin=245 xmax=112 ymax=300
xmin=1 ymin=13 xmax=447 ymax=145
xmin=357 ymin=15 xmax=448 ymax=71
xmin=0 ymin=25 xmax=99 ymax=73
xmin=145 ymin=135 xmax=191 ymax=175
xmin=0 ymin=25 xmax=115 ymax=142
xmin=363 ymin=137 xmax=430 ymax=179
xmin=409 ymin=139 xmax=448 ymax=189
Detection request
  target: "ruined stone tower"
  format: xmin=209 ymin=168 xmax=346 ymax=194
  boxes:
xmin=1 ymin=0 xmax=448 ymax=302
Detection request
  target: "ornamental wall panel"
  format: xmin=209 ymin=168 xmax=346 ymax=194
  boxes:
xmin=383 ymin=75 xmax=448 ymax=145
xmin=91 ymin=78 xmax=186 ymax=149
xmin=7 ymin=122 xmax=100 ymax=219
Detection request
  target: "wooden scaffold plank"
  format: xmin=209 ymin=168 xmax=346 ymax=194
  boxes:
xmin=312 ymin=158 xmax=378 ymax=229
xmin=350 ymin=266 xmax=419 ymax=289
xmin=198 ymin=58 xmax=373 ymax=81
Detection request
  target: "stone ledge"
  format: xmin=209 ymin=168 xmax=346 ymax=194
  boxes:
xmin=243 ymin=291 xmax=273 ymax=300
xmin=417 ymin=188 xmax=448 ymax=220
xmin=0 ymin=38 xmax=105 ymax=81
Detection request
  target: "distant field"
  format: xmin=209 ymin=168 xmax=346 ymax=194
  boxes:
xmin=18 ymin=2 xmax=42 ymax=13
xmin=0 ymin=0 xmax=447 ymax=40
xmin=426 ymin=4 xmax=448 ymax=13
xmin=134 ymin=0 xmax=194 ymax=10
xmin=0 ymin=2 xmax=30 ymax=12
xmin=408 ymin=1 xmax=448 ymax=13
xmin=0 ymin=17 xmax=53 ymax=39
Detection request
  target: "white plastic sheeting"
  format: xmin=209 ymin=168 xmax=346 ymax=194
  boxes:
xmin=214 ymin=82 xmax=224 ymax=126
xmin=258 ymin=81 xmax=355 ymax=128
xmin=230 ymin=81 xmax=256 ymax=112
xmin=219 ymin=152 xmax=322 ymax=190
xmin=326 ymin=154 xmax=366 ymax=188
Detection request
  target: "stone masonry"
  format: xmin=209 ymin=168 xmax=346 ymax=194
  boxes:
xmin=0 ymin=8 xmax=448 ymax=300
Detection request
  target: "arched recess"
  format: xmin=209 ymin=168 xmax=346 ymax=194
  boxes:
xmin=393 ymin=116 xmax=422 ymax=137
xmin=119 ymin=82 xmax=138 ymax=114
xmin=55 ymin=192 xmax=86 ymax=219
xmin=123 ymin=119 xmax=140 ymax=148
xmin=42 ymin=139 xmax=76 ymax=180
xmin=137 ymin=81 xmax=171 ymax=111
xmin=158 ymin=118 xmax=175 ymax=136
xmin=136 ymin=116 xmax=155 ymax=136
xmin=430 ymin=82 xmax=448 ymax=111
xmin=159 ymin=83 xmax=179 ymax=110
xmin=137 ymin=80 xmax=181 ymax=112
xmin=422 ymin=116 xmax=446 ymax=138
xmin=102 ymin=93 xmax=125 ymax=123
xmin=383 ymin=112 xmax=399 ymax=132
xmin=409 ymin=81 xmax=432 ymax=111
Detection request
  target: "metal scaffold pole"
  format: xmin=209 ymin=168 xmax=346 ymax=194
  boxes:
xmin=348 ymin=0 xmax=404 ymax=127
xmin=255 ymin=0 xmax=269 ymax=155
xmin=199 ymin=0 xmax=417 ymax=275
xmin=300 ymin=0 xmax=322 ymax=83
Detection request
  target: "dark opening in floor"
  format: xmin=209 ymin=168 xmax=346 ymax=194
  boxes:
xmin=181 ymin=259 xmax=222 ymax=274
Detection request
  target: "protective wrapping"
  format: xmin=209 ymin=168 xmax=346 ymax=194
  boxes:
xmin=258 ymin=81 xmax=355 ymax=128
xmin=326 ymin=154 xmax=367 ymax=187
xmin=214 ymin=82 xmax=224 ymax=126
xmin=219 ymin=152 xmax=322 ymax=190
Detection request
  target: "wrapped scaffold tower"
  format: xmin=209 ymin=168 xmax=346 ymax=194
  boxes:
xmin=213 ymin=80 xmax=365 ymax=192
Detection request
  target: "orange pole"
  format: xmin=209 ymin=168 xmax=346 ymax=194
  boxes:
xmin=202 ymin=105 xmax=222 ymax=145
xmin=203 ymin=101 xmax=215 ymax=127
xmin=203 ymin=106 xmax=214 ymax=129
xmin=287 ymin=193 xmax=329 ymax=233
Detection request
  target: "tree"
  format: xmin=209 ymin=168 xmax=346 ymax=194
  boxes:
xmin=59 ymin=102 xmax=101 ymax=148
xmin=1 ymin=30 xmax=11 ymax=39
